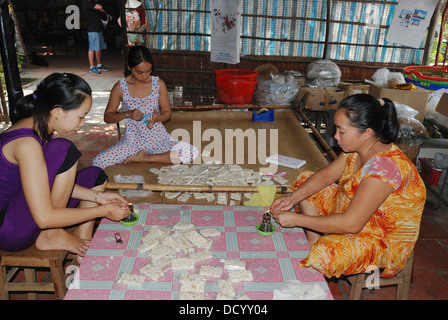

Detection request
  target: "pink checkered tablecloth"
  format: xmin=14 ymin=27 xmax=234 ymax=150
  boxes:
xmin=64 ymin=203 xmax=333 ymax=300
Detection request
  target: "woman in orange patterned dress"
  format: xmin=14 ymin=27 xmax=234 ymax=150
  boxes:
xmin=270 ymin=94 xmax=426 ymax=278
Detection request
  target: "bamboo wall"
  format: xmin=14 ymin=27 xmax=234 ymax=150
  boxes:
xmin=150 ymin=50 xmax=405 ymax=105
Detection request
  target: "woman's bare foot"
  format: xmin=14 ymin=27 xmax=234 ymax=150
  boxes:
xmin=124 ymin=150 xmax=147 ymax=164
xmin=36 ymin=229 xmax=91 ymax=263
xmin=72 ymin=220 xmax=96 ymax=242
xmin=125 ymin=150 xmax=180 ymax=165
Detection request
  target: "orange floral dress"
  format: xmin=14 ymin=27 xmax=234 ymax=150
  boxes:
xmin=294 ymin=144 xmax=426 ymax=278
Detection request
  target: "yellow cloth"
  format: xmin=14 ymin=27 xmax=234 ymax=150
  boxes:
xmin=244 ymin=185 xmax=277 ymax=207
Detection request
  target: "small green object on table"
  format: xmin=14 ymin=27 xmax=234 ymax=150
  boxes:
xmin=256 ymin=223 xmax=275 ymax=236
xmin=121 ymin=214 xmax=138 ymax=226
xmin=121 ymin=203 xmax=138 ymax=226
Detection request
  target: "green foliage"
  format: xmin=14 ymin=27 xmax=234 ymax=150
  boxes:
xmin=430 ymin=16 xmax=448 ymax=65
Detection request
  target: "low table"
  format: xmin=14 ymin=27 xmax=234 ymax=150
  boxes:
xmin=64 ymin=204 xmax=332 ymax=300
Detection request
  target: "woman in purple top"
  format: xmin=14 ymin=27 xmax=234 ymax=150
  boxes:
xmin=0 ymin=73 xmax=130 ymax=261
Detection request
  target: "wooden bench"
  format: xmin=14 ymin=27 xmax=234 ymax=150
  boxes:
xmin=346 ymin=250 xmax=414 ymax=300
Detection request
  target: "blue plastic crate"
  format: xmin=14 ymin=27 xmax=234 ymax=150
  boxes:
xmin=252 ymin=109 xmax=274 ymax=121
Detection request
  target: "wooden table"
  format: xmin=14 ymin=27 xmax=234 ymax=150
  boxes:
xmin=64 ymin=203 xmax=333 ymax=300
xmin=105 ymin=110 xmax=332 ymax=204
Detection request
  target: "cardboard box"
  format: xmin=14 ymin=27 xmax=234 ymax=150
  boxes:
xmin=296 ymin=87 xmax=346 ymax=110
xmin=339 ymin=81 xmax=370 ymax=96
xmin=435 ymin=93 xmax=448 ymax=117
xmin=369 ymin=83 xmax=429 ymax=123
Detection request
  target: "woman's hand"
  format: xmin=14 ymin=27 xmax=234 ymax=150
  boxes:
xmin=95 ymin=192 xmax=128 ymax=205
xmin=127 ymin=109 xmax=144 ymax=121
xmin=146 ymin=112 xmax=157 ymax=129
xmin=102 ymin=202 xmax=131 ymax=221
xmin=269 ymin=194 xmax=296 ymax=215
xmin=272 ymin=210 xmax=300 ymax=228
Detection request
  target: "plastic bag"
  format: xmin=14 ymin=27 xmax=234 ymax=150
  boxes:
xmin=394 ymin=102 xmax=428 ymax=146
xmin=435 ymin=152 xmax=448 ymax=190
xmin=114 ymin=174 xmax=153 ymax=197
xmin=396 ymin=118 xmax=427 ymax=146
xmin=253 ymin=72 xmax=299 ymax=105
xmin=273 ymin=280 xmax=327 ymax=300
xmin=426 ymin=88 xmax=448 ymax=119
xmin=435 ymin=152 xmax=448 ymax=169
xmin=395 ymin=102 xmax=419 ymax=119
xmin=372 ymin=68 xmax=405 ymax=88
xmin=305 ymin=59 xmax=341 ymax=87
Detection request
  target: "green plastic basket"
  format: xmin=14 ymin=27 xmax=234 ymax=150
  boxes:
xmin=403 ymin=66 xmax=448 ymax=90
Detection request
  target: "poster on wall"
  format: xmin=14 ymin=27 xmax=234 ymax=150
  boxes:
xmin=210 ymin=0 xmax=242 ymax=64
xmin=386 ymin=0 xmax=439 ymax=48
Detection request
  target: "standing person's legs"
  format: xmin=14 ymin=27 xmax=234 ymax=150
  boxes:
xmin=87 ymin=32 xmax=102 ymax=74
xmin=95 ymin=32 xmax=109 ymax=71
xmin=88 ymin=50 xmax=96 ymax=67
xmin=95 ymin=50 xmax=102 ymax=66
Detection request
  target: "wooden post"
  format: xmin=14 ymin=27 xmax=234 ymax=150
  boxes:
xmin=0 ymin=0 xmax=23 ymax=124
xmin=322 ymin=0 xmax=331 ymax=59
xmin=434 ymin=1 xmax=448 ymax=66
xmin=119 ymin=0 xmax=129 ymax=77
xmin=0 ymin=79 xmax=9 ymax=123
xmin=423 ymin=0 xmax=443 ymax=65
xmin=8 ymin=0 xmax=29 ymax=66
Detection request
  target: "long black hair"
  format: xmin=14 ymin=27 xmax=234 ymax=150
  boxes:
xmin=338 ymin=94 xmax=399 ymax=144
xmin=127 ymin=45 xmax=154 ymax=69
xmin=29 ymin=73 xmax=92 ymax=141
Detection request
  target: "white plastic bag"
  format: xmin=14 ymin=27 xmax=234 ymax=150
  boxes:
xmin=305 ymin=59 xmax=341 ymax=87
xmin=372 ymin=68 xmax=405 ymax=88
xmin=427 ymin=88 xmax=448 ymax=118
xmin=253 ymin=72 xmax=299 ymax=105
xmin=273 ymin=280 xmax=327 ymax=300
xmin=114 ymin=174 xmax=153 ymax=197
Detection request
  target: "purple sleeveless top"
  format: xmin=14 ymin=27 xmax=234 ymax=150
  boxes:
xmin=0 ymin=128 xmax=44 ymax=211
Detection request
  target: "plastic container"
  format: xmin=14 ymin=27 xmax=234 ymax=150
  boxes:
xmin=121 ymin=204 xmax=139 ymax=226
xmin=215 ymin=69 xmax=257 ymax=104
xmin=173 ymin=86 xmax=184 ymax=105
xmin=121 ymin=214 xmax=138 ymax=226
xmin=420 ymin=158 xmax=443 ymax=186
xmin=252 ymin=108 xmax=274 ymax=121
xmin=256 ymin=223 xmax=275 ymax=236
xmin=403 ymin=66 xmax=448 ymax=90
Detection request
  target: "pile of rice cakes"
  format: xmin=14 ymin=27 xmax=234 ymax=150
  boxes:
xmin=117 ymin=221 xmax=252 ymax=300
xmin=149 ymin=163 xmax=289 ymax=204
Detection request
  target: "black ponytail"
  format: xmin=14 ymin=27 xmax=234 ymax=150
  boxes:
xmin=338 ymin=94 xmax=399 ymax=144
xmin=15 ymin=94 xmax=36 ymax=121
xmin=380 ymin=98 xmax=399 ymax=143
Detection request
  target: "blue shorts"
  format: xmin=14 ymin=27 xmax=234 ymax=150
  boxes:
xmin=88 ymin=32 xmax=107 ymax=51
